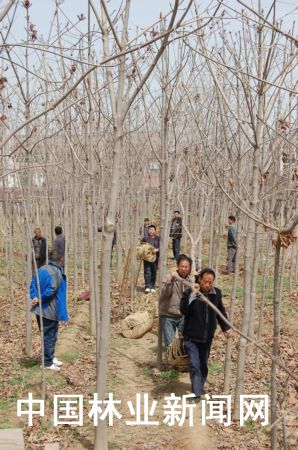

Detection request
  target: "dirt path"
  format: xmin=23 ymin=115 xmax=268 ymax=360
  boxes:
xmin=110 ymin=333 xmax=215 ymax=449
xmin=5 ymin=282 xmax=296 ymax=448
xmin=54 ymin=300 xmax=216 ymax=449
xmin=174 ymin=373 xmax=217 ymax=450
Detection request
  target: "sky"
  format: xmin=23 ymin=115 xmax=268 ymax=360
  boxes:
xmin=3 ymin=0 xmax=297 ymax=44
xmin=1 ymin=0 xmax=296 ymax=113
xmin=0 ymin=0 xmax=296 ymax=158
xmin=5 ymin=0 xmax=182 ymax=40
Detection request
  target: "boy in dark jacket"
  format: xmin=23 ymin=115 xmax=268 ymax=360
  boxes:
xmin=141 ymin=224 xmax=160 ymax=293
xmin=180 ymin=268 xmax=231 ymax=400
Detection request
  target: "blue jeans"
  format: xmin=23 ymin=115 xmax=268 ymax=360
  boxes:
xmin=184 ymin=339 xmax=211 ymax=397
xmin=172 ymin=238 xmax=181 ymax=260
xmin=36 ymin=315 xmax=59 ymax=367
xmin=161 ymin=316 xmax=184 ymax=346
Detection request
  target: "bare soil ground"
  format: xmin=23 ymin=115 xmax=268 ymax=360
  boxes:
xmin=0 ymin=260 xmax=297 ymax=449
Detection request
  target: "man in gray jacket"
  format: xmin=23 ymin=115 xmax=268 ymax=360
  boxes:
xmin=225 ymin=215 xmax=237 ymax=273
xmin=54 ymin=226 xmax=65 ymax=258
xmin=54 ymin=226 xmax=65 ymax=272
xmin=159 ymin=254 xmax=192 ymax=346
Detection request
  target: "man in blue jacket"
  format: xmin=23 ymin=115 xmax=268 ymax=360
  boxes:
xmin=180 ymin=268 xmax=231 ymax=401
xmin=30 ymin=249 xmax=68 ymax=371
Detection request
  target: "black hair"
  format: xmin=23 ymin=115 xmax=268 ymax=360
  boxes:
xmin=228 ymin=215 xmax=236 ymax=222
xmin=174 ymin=210 xmax=180 ymax=214
xmin=55 ymin=226 xmax=63 ymax=235
xmin=148 ymin=224 xmax=156 ymax=230
xmin=195 ymin=267 xmax=216 ymax=283
xmin=48 ymin=248 xmax=63 ymax=262
xmin=176 ymin=254 xmax=192 ymax=267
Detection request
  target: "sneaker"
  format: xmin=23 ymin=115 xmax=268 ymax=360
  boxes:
xmin=45 ymin=363 xmax=60 ymax=372
xmin=53 ymin=357 xmax=63 ymax=366
xmin=145 ymin=288 xmax=150 ymax=293
xmin=150 ymin=288 xmax=156 ymax=293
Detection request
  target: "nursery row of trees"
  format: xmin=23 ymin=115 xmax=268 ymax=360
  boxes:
xmin=0 ymin=1 xmax=297 ymax=448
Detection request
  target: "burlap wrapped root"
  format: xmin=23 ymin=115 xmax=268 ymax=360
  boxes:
xmin=121 ymin=311 xmax=153 ymax=339
xmin=167 ymin=334 xmax=189 ymax=372
xmin=136 ymin=243 xmax=157 ymax=262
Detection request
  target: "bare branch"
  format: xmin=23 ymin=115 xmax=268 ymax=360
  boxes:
xmin=236 ymin=0 xmax=298 ymax=45
xmin=0 ymin=0 xmax=16 ymax=23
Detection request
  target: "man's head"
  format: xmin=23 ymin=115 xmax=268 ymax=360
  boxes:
xmin=174 ymin=210 xmax=180 ymax=218
xmin=228 ymin=215 xmax=236 ymax=225
xmin=34 ymin=227 xmax=42 ymax=239
xmin=55 ymin=226 xmax=63 ymax=236
xmin=144 ymin=218 xmax=150 ymax=226
xmin=176 ymin=254 xmax=192 ymax=278
xmin=196 ymin=268 xmax=216 ymax=292
xmin=148 ymin=224 xmax=156 ymax=236
xmin=48 ymin=249 xmax=63 ymax=265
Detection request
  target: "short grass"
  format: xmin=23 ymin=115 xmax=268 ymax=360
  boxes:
xmin=209 ymin=363 xmax=223 ymax=374
xmin=107 ymin=373 xmax=123 ymax=387
xmin=110 ymin=335 xmax=130 ymax=352
xmin=108 ymin=441 xmax=120 ymax=449
xmin=158 ymin=370 xmax=180 ymax=380
xmin=141 ymin=367 xmax=151 ymax=377
xmin=5 ymin=366 xmax=40 ymax=388
xmin=59 ymin=352 xmax=80 ymax=362
xmin=0 ymin=398 xmax=22 ymax=429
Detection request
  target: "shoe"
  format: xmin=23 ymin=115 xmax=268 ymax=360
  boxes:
xmin=53 ymin=357 xmax=63 ymax=366
xmin=145 ymin=288 xmax=150 ymax=293
xmin=45 ymin=363 xmax=60 ymax=372
xmin=191 ymin=396 xmax=201 ymax=403
xmin=150 ymin=288 xmax=156 ymax=293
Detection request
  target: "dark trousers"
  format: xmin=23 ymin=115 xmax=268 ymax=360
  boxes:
xmin=143 ymin=260 xmax=157 ymax=289
xmin=172 ymin=238 xmax=181 ymax=260
xmin=184 ymin=339 xmax=212 ymax=397
xmin=32 ymin=260 xmax=45 ymax=276
xmin=226 ymin=247 xmax=236 ymax=272
xmin=36 ymin=315 xmax=59 ymax=367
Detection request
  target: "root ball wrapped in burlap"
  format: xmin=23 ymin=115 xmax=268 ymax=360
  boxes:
xmin=166 ymin=335 xmax=189 ymax=372
xmin=136 ymin=243 xmax=157 ymax=262
xmin=121 ymin=311 xmax=153 ymax=338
